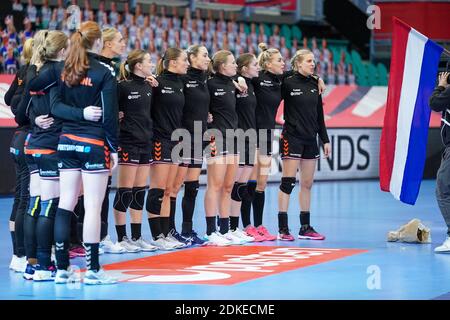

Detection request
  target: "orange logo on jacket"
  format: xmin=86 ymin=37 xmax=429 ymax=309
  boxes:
xmin=80 ymin=77 xmax=93 ymax=87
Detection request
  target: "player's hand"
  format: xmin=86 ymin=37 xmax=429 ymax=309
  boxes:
xmin=438 ymin=72 xmax=449 ymax=88
xmin=318 ymin=78 xmax=326 ymax=94
xmin=323 ymin=143 xmax=331 ymax=158
xmin=110 ymin=153 xmax=119 ymax=172
xmin=146 ymin=75 xmax=159 ymax=87
xmin=83 ymin=106 xmax=102 ymax=122
xmin=35 ymin=114 xmax=54 ymax=129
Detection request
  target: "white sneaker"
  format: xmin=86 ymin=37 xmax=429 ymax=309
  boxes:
xmin=101 ymin=235 xmax=126 ymax=254
xmin=132 ymin=237 xmax=158 ymax=252
xmin=204 ymin=232 xmax=233 ymax=246
xmin=165 ymin=230 xmax=187 ymax=249
xmin=33 ymin=265 xmax=56 ymax=282
xmin=435 ymin=236 xmax=450 ymax=253
xmin=231 ymin=228 xmax=255 ymax=243
xmin=55 ymin=267 xmax=81 ymax=284
xmin=118 ymin=237 xmax=141 ymax=253
xmin=9 ymin=255 xmax=27 ymax=273
xmin=84 ymin=269 xmax=117 ymax=285
xmin=224 ymin=231 xmax=247 ymax=245
xmin=150 ymin=234 xmax=178 ymax=251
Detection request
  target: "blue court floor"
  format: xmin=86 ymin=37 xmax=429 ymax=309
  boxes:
xmin=0 ymin=179 xmax=449 ymax=300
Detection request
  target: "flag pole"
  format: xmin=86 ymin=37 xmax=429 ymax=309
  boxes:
xmin=443 ymin=48 xmax=450 ymax=57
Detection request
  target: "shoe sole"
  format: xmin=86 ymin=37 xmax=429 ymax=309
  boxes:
xmin=205 ymin=241 xmax=232 ymax=246
xmin=23 ymin=274 xmax=34 ymax=280
xmin=84 ymin=280 xmax=118 ymax=285
xmin=298 ymin=235 xmax=325 ymax=240
xmin=154 ymin=246 xmax=176 ymax=251
xmin=434 ymin=249 xmax=450 ymax=253
xmin=33 ymin=278 xmax=55 ymax=282
xmin=55 ymin=278 xmax=81 ymax=284
xmin=55 ymin=279 xmax=68 ymax=284
xmin=104 ymin=250 xmax=126 ymax=254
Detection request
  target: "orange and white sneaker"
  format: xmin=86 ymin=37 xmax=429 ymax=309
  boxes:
xmin=257 ymin=225 xmax=277 ymax=241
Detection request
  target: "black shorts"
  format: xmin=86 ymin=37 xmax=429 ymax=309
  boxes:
xmin=205 ymin=135 xmax=239 ymax=160
xmin=238 ymin=138 xmax=257 ymax=167
xmin=118 ymin=145 xmax=151 ymax=165
xmin=257 ymin=128 xmax=274 ymax=156
xmin=57 ymin=134 xmax=111 ymax=173
xmin=24 ymin=148 xmax=59 ymax=178
xmin=180 ymin=138 xmax=208 ymax=169
xmin=280 ymin=132 xmax=320 ymax=160
xmin=151 ymin=137 xmax=179 ymax=164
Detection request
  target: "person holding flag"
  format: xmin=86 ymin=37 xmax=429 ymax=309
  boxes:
xmin=430 ymin=70 xmax=450 ymax=253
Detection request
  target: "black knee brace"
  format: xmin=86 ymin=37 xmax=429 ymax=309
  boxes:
xmin=113 ymin=188 xmax=133 ymax=212
xmin=280 ymin=177 xmax=296 ymax=195
xmin=184 ymin=181 xmax=199 ymax=199
xmin=146 ymin=188 xmax=164 ymax=215
xmin=231 ymin=182 xmax=248 ymax=202
xmin=39 ymin=197 xmax=59 ymax=219
xmin=130 ymin=186 xmax=147 ymax=210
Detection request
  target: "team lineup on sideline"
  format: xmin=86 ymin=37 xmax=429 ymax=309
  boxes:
xmin=5 ymin=14 xmax=331 ymax=285
xmin=2 ymin=0 xmax=450 ymax=304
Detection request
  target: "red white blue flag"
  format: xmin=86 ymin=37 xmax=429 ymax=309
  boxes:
xmin=380 ymin=17 xmax=443 ymax=205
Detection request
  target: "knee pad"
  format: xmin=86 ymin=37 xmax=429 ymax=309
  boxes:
xmin=231 ymin=182 xmax=248 ymax=202
xmin=184 ymin=181 xmax=199 ymax=199
xmin=146 ymin=188 xmax=164 ymax=215
xmin=279 ymin=177 xmax=296 ymax=195
xmin=39 ymin=198 xmax=59 ymax=219
xmin=130 ymin=186 xmax=147 ymax=210
xmin=113 ymin=188 xmax=133 ymax=212
xmin=27 ymin=196 xmax=41 ymax=217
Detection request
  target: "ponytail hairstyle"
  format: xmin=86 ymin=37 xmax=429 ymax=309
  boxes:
xmin=30 ymin=30 xmax=48 ymax=70
xmin=119 ymin=49 xmax=147 ymax=80
xmin=290 ymin=49 xmax=314 ymax=72
xmin=210 ymin=49 xmax=232 ymax=74
xmin=62 ymin=21 xmax=102 ymax=87
xmin=38 ymin=30 xmax=68 ymax=62
xmin=21 ymin=38 xmax=34 ymax=65
xmin=186 ymin=44 xmax=205 ymax=65
xmin=237 ymin=53 xmax=256 ymax=74
xmin=257 ymin=42 xmax=280 ymax=71
xmin=156 ymin=47 xmax=183 ymax=75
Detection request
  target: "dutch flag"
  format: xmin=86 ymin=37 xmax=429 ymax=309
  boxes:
xmin=380 ymin=17 xmax=443 ymax=205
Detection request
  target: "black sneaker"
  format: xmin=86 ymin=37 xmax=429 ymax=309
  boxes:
xmin=182 ymin=231 xmax=206 ymax=246
xmin=298 ymin=225 xmax=325 ymax=240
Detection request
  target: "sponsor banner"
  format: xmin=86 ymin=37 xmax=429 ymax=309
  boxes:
xmin=103 ymin=246 xmax=367 ymax=285
xmin=270 ymin=128 xmax=381 ymax=181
